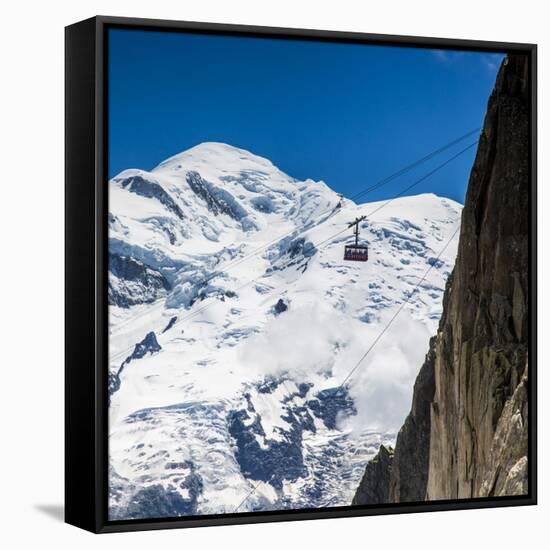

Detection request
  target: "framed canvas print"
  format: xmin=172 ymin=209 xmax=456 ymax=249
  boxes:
xmin=65 ymin=16 xmax=537 ymax=533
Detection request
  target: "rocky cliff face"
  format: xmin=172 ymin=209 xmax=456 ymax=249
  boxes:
xmin=353 ymin=53 xmax=530 ymax=504
xmin=352 ymin=445 xmax=394 ymax=505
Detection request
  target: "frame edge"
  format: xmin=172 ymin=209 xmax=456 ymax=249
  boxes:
xmin=65 ymin=15 xmax=100 ymax=534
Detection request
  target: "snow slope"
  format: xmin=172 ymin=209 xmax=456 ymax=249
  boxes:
xmin=108 ymin=142 xmax=461 ymax=519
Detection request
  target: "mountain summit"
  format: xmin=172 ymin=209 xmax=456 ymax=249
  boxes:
xmin=153 ymin=142 xmax=283 ymax=174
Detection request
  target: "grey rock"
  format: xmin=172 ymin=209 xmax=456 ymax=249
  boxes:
xmin=119 ymin=175 xmax=184 ymax=219
xmin=108 ymin=253 xmax=171 ymax=308
xmin=352 ymin=445 xmax=394 ymax=505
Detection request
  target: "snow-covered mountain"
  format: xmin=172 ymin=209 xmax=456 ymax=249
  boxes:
xmin=108 ymin=142 xmax=462 ymax=520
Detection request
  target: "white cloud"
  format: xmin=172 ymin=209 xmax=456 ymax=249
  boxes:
xmin=431 ymin=49 xmax=504 ymax=74
xmin=239 ymin=302 xmax=433 ymax=433
xmin=238 ymin=302 xmax=350 ymax=381
xmin=342 ymin=309 xmax=432 ymax=432
xmin=431 ymin=49 xmax=465 ymax=63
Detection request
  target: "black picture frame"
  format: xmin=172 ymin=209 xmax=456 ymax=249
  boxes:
xmin=65 ymin=15 xmax=537 ymax=533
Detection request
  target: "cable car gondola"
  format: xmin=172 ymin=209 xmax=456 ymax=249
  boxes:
xmin=344 ymin=216 xmax=369 ymax=262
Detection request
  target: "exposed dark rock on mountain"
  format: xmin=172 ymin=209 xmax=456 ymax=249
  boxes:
xmin=228 ymin=394 xmax=308 ymax=491
xmin=353 ymin=54 xmax=530 ymax=505
xmin=307 ymin=387 xmax=356 ymax=430
xmin=352 ymin=445 xmax=394 ymax=505
xmin=109 ymin=462 xmax=203 ymax=520
xmin=109 ymin=332 xmax=162 ymax=399
xmin=186 ymin=170 xmax=256 ymax=231
xmin=108 ymin=253 xmax=171 ymax=308
xmin=119 ymin=175 xmax=185 ymax=219
xmin=161 ymin=316 xmax=178 ymax=334
xmin=272 ymin=298 xmax=289 ymax=315
xmin=123 ymin=331 xmax=162 ymax=366
xmin=228 ymin=383 xmax=356 ymax=495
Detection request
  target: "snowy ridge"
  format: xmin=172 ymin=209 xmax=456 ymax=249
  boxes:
xmin=108 ymin=142 xmax=461 ymax=519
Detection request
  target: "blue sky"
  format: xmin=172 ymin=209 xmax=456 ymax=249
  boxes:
xmin=108 ymin=28 xmax=503 ymax=204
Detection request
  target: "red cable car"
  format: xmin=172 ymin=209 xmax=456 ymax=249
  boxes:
xmin=344 ymin=216 xmax=369 ymax=262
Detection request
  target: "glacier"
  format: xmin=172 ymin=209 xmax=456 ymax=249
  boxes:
xmin=107 ymin=142 xmax=461 ymax=519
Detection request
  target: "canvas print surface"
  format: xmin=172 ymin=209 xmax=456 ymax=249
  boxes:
xmin=107 ymin=29 xmax=529 ymax=520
